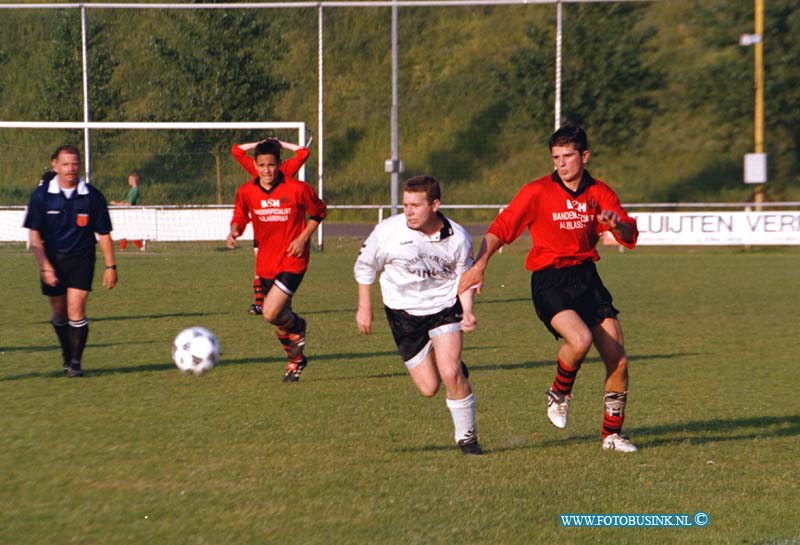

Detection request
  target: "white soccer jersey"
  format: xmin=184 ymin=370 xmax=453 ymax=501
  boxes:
xmin=354 ymin=212 xmax=474 ymax=316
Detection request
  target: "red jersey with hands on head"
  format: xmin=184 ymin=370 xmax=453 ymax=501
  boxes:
xmin=230 ymin=172 xmax=326 ymax=279
xmin=231 ymin=144 xmax=310 ymax=179
xmin=488 ymin=171 xmax=638 ymax=272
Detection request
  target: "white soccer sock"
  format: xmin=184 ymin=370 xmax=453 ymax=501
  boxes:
xmin=446 ymin=393 xmax=477 ymax=443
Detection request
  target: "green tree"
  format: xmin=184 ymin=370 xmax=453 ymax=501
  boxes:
xmin=147 ymin=8 xmax=290 ymax=203
xmin=36 ymin=12 xmax=121 ymax=126
xmin=506 ymin=3 xmax=663 ymax=148
xmin=0 ymin=48 xmax=5 ymax=101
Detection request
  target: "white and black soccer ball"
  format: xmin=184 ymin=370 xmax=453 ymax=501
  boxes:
xmin=172 ymin=327 xmax=220 ymax=376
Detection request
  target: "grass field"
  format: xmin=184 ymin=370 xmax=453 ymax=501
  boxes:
xmin=2 ymin=238 xmax=799 ymax=545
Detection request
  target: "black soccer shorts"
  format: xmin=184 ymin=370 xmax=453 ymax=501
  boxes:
xmin=41 ymin=246 xmax=96 ymax=296
xmin=384 ymin=301 xmax=463 ymax=369
xmin=530 ymin=260 xmax=619 ymax=339
xmin=259 ymin=271 xmax=305 ymax=296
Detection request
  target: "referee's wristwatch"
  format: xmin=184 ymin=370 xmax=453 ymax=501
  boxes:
xmin=105 ymin=264 xmax=117 ymax=270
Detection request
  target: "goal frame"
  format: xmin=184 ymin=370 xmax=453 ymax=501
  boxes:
xmin=0 ymin=121 xmax=308 ymax=184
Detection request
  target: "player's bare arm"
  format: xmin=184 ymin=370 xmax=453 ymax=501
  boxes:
xmin=286 ymin=219 xmax=321 ymax=258
xmin=458 ymin=287 xmax=477 ymax=333
xmin=275 ymin=139 xmax=301 ymax=152
xmin=458 ymin=233 xmax=503 ymax=295
xmin=29 ymin=229 xmax=58 ymax=287
xmin=598 ymin=210 xmax=635 ymax=245
xmin=355 ymin=283 xmax=373 ymax=335
xmin=237 ymin=138 xmax=300 ymax=152
xmin=227 ymin=224 xmax=242 ymax=249
xmin=97 ymin=234 xmax=118 ymax=290
xmin=235 ymin=141 xmax=261 ymax=152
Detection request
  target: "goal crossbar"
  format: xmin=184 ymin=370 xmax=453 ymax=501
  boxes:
xmin=0 ymin=121 xmax=305 ymax=131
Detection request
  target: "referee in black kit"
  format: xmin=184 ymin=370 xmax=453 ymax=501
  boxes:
xmin=23 ymin=145 xmax=118 ymax=377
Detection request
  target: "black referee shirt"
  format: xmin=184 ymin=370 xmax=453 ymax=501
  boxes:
xmin=23 ymin=178 xmax=113 ymax=255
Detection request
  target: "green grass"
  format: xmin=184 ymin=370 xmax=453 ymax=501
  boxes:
xmin=2 ymin=239 xmax=799 ymax=545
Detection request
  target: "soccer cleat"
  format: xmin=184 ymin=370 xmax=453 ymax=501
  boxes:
xmin=66 ymin=364 xmax=84 ymax=378
xmin=248 ymin=304 xmax=263 ymax=315
xmin=286 ymin=316 xmax=307 ymax=359
xmin=602 ymin=433 xmax=639 ymax=453
xmin=458 ymin=437 xmax=483 ymax=455
xmin=282 ymin=356 xmax=307 ymax=383
xmin=546 ymin=389 xmax=571 ymax=429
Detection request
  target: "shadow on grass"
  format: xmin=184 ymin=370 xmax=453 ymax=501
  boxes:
xmin=0 ymin=348 xmax=701 ymax=382
xmin=33 ymin=311 xmax=227 ymax=326
xmin=0 ymin=349 xmax=404 ymax=381
xmin=402 ymin=414 xmax=800 ymax=454
xmin=93 ymin=311 xmax=228 ymax=322
xmin=3 ymin=339 xmax=161 ymax=355
xmin=523 ymin=415 xmax=800 ymax=452
xmin=478 ymin=297 xmax=531 ymax=305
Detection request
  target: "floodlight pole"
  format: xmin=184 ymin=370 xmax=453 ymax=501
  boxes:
xmin=753 ymin=0 xmax=765 ymax=205
xmin=80 ymin=6 xmax=91 ymax=182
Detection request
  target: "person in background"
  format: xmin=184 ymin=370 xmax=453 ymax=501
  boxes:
xmin=23 ymin=145 xmax=118 ymax=378
xmin=110 ymin=172 xmax=144 ymax=251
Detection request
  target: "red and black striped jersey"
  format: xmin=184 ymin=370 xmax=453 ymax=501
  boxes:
xmin=488 ymin=171 xmax=637 ymax=271
xmin=231 ymin=174 xmax=326 ymax=278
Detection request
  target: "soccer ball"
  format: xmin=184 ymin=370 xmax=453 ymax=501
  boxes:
xmin=172 ymin=327 xmax=220 ymax=375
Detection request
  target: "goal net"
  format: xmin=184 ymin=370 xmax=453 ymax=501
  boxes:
xmin=0 ymin=121 xmax=307 ymax=244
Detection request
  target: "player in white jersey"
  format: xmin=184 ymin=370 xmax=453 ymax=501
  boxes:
xmin=354 ymin=175 xmax=482 ymax=455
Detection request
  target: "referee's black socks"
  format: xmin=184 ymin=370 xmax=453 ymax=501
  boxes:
xmin=67 ymin=318 xmax=89 ymax=367
xmin=51 ymin=319 xmax=71 ymax=367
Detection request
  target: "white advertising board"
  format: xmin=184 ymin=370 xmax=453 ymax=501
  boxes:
xmin=605 ymin=211 xmax=800 ymax=246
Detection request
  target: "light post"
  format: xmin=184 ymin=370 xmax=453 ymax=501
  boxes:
xmin=740 ymin=0 xmax=766 ymax=205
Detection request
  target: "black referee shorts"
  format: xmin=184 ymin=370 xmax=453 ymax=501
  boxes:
xmin=531 ymin=260 xmax=619 ymax=339
xmin=384 ymin=301 xmax=463 ymax=369
xmin=42 ymin=246 xmax=96 ymax=296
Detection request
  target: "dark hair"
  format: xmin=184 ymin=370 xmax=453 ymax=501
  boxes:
xmin=549 ymin=125 xmax=589 ymax=154
xmin=254 ymin=139 xmax=281 ymax=162
xmin=52 ymin=145 xmax=81 ymax=161
xmin=403 ymin=175 xmax=441 ymax=204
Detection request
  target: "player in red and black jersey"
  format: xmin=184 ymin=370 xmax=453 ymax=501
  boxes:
xmin=231 ymin=139 xmax=310 ymax=315
xmin=227 ymin=139 xmax=326 ymax=382
xmin=459 ymin=125 xmax=640 ymax=452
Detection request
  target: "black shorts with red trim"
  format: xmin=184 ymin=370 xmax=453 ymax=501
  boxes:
xmin=384 ymin=301 xmax=463 ymax=368
xmin=41 ymin=247 xmax=96 ymax=296
xmin=259 ymin=271 xmax=305 ymax=296
xmin=530 ymin=260 xmax=619 ymax=339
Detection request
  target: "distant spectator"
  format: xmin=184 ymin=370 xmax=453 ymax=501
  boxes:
xmin=110 ymin=172 xmax=144 ymax=251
